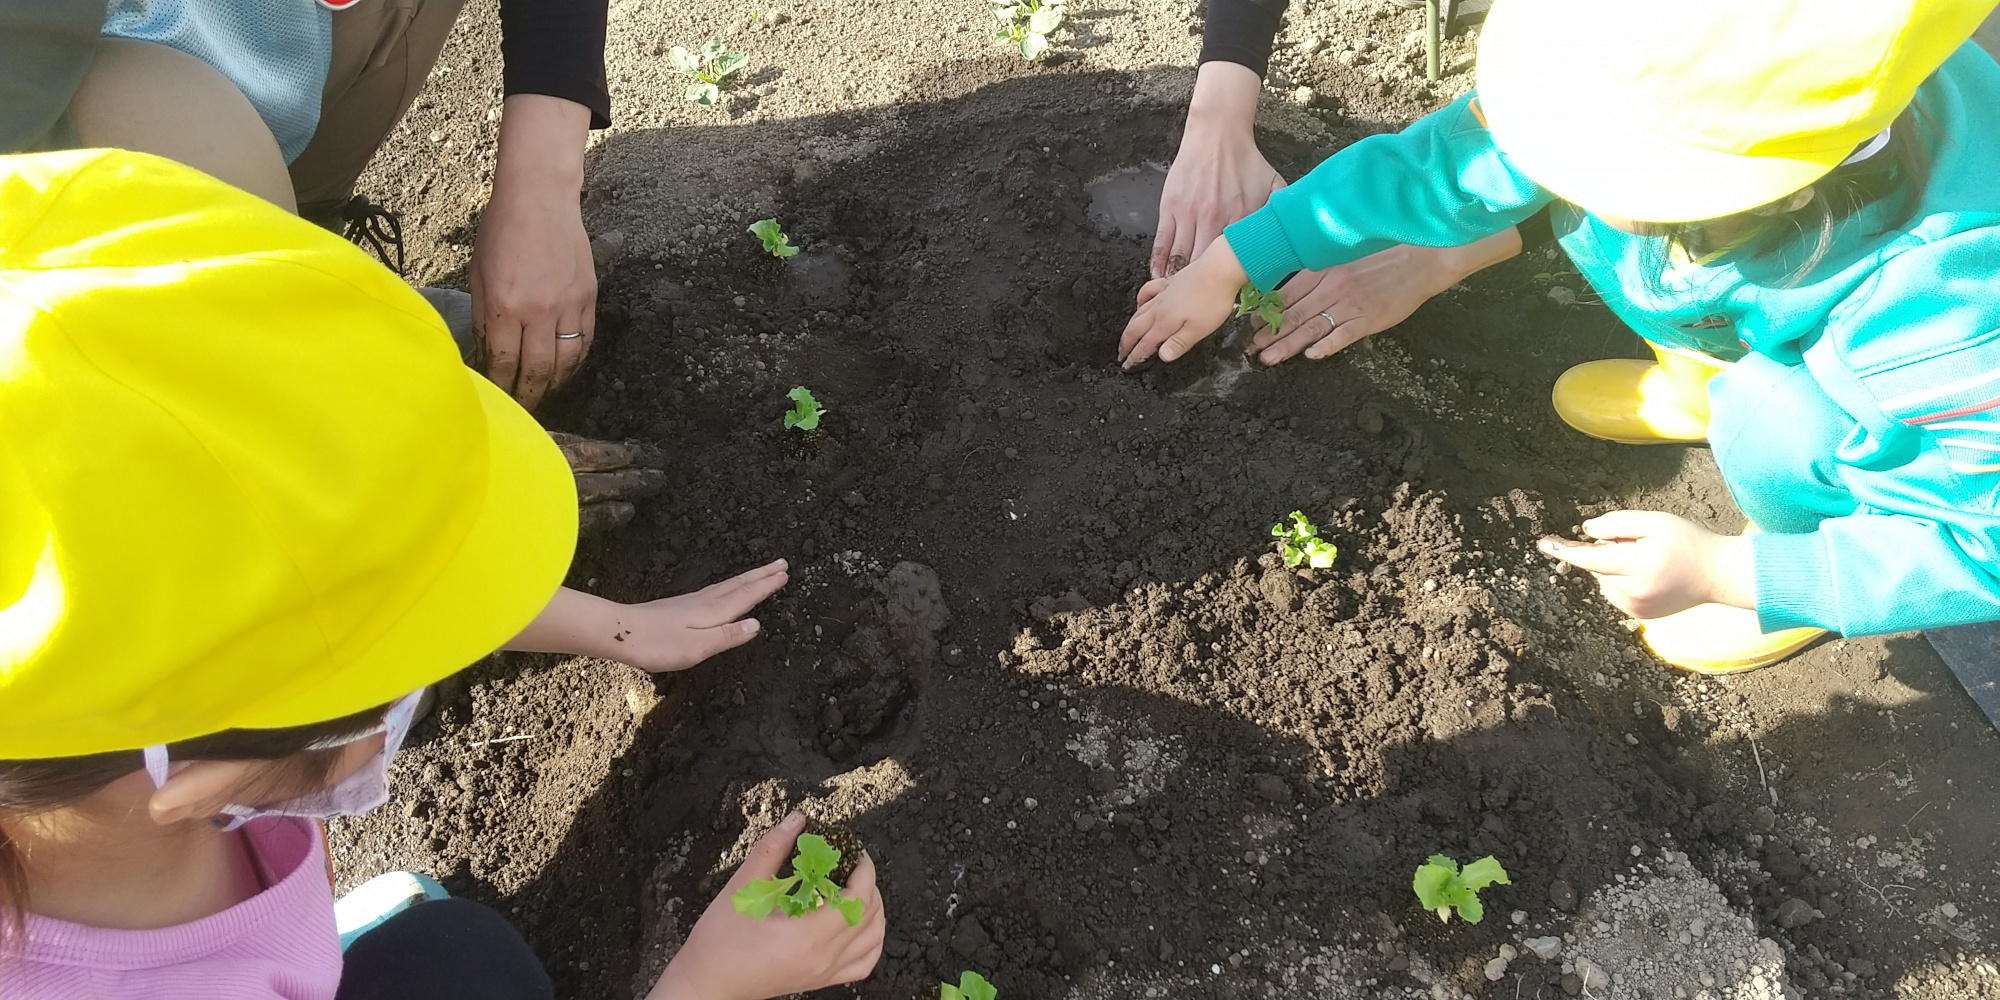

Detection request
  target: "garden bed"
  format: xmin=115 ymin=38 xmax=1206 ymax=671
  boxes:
xmin=329 ymin=3 xmax=2000 ymax=998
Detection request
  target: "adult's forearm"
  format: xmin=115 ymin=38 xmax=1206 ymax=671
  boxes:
xmin=493 ymin=94 xmax=590 ymax=199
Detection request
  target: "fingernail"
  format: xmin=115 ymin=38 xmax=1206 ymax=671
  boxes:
xmin=1160 ymin=348 xmax=1177 ymax=362
xmin=780 ymin=812 xmax=805 ymax=832
xmin=742 ymin=618 xmax=760 ymax=634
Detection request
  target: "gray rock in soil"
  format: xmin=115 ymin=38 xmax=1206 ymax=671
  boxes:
xmin=1775 ymin=897 xmax=1817 ymax=929
xmin=1523 ymin=936 xmax=1563 ymax=960
xmin=1550 ymin=879 xmax=1578 ymax=911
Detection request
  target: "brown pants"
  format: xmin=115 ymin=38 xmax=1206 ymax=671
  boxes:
xmin=292 ymin=0 xmax=467 ymax=220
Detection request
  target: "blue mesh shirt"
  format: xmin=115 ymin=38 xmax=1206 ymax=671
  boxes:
xmin=101 ymin=0 xmax=333 ymax=162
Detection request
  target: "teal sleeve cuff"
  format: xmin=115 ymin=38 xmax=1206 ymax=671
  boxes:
xmin=1224 ymin=210 xmax=1304 ymax=293
xmin=1751 ymin=531 xmax=1840 ymax=633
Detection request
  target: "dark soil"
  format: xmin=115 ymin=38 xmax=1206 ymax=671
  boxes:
xmin=327 ymin=7 xmax=2000 ymax=1000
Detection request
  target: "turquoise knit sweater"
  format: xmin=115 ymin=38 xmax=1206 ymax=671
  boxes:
xmin=1224 ymin=43 xmax=2000 ymax=637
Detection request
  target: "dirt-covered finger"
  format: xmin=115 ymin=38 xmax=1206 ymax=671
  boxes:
xmin=575 ymin=468 xmax=668 ymax=505
xmin=728 ymin=812 xmax=805 ymax=885
xmin=482 ymin=318 xmax=526 ymax=398
xmin=1538 ymin=536 xmax=1645 ymax=578
xmin=577 ymin=501 xmax=636 ymax=537
xmin=550 ymin=432 xmax=635 ymax=472
xmin=1149 ymin=215 xmax=1178 ymax=280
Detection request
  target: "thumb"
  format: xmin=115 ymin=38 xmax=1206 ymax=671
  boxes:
xmin=1581 ymin=509 xmax=1678 ymax=541
xmin=729 ymin=812 xmax=807 ymax=887
xmin=1539 ymin=536 xmax=1645 ymax=578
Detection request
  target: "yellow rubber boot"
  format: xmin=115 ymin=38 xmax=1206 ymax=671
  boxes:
xmin=1631 ymin=523 xmax=1827 ymax=674
xmin=1634 ymin=603 xmax=1826 ymax=674
xmin=1551 ymin=344 xmax=1729 ymax=444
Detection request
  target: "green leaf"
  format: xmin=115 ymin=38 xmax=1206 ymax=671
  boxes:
xmin=1026 ymin=6 xmax=1063 ymax=33
xmin=792 ymin=833 xmax=840 ymax=882
xmin=785 ymin=386 xmax=825 ymax=431
xmin=715 ymin=50 xmax=749 ymax=76
xmin=1281 ymin=544 xmax=1304 ymax=568
xmin=1020 ymin=31 xmax=1048 ymax=61
xmin=1412 ymin=856 xmax=1458 ymax=913
xmin=943 ymin=971 xmax=997 ymax=1000
xmin=732 ymin=875 xmax=798 ymax=919
xmin=701 ymin=39 xmax=726 ymax=58
xmin=689 ymin=82 xmax=720 ymax=105
xmin=832 ymin=892 xmax=866 ymax=927
xmin=1258 ymin=304 xmax=1285 ymax=329
xmin=1412 ymin=854 xmax=1508 ymax=923
xmin=772 ymin=242 xmax=800 ymax=258
xmin=1458 ymin=855 xmax=1511 ymax=892
xmin=1303 ymin=538 xmax=1338 ymax=569
xmin=668 ymin=46 xmax=698 ymax=74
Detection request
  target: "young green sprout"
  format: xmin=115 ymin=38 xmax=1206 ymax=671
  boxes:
xmin=668 ymin=40 xmax=749 ymax=105
xmin=1271 ymin=511 xmax=1337 ymax=569
xmin=941 ymin=970 xmax=997 ymax=1000
xmin=1235 ymin=283 xmax=1286 ymax=332
xmin=747 ymin=218 xmax=800 ymax=258
xmin=783 ymin=386 xmax=825 ymax=432
xmin=1412 ymin=854 xmax=1510 ymax=923
xmin=731 ymin=833 xmax=866 ymax=926
xmin=990 ymin=0 xmax=1064 ymax=61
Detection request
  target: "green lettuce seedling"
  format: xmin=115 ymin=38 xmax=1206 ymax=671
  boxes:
xmin=732 ymin=833 xmax=865 ymax=926
xmin=1413 ymin=854 xmax=1510 ymax=923
xmin=783 ymin=386 xmax=825 ymax=431
xmin=748 ymin=218 xmax=799 ymax=258
xmin=669 ymin=40 xmax=749 ymax=105
xmin=1271 ymin=511 xmax=1337 ymax=569
xmin=1235 ymin=283 xmax=1286 ymax=331
xmin=991 ymin=0 xmax=1064 ymax=61
xmin=941 ymin=970 xmax=997 ymax=1000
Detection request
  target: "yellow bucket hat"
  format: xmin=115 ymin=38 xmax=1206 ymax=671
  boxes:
xmin=0 ymin=150 xmax=577 ymax=759
xmin=1476 ymin=0 xmax=1998 ymax=224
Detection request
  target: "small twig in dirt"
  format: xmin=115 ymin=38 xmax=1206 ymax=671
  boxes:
xmin=1905 ymin=800 xmax=1933 ymax=827
xmin=469 ymin=733 xmax=534 ymax=748
xmin=1750 ymin=738 xmax=1777 ymax=807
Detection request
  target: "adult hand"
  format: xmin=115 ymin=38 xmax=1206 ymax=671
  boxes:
xmin=1154 ymin=62 xmax=1284 ymax=279
xmin=648 ymin=812 xmax=886 ymax=1000
xmin=472 ymin=94 xmax=596 ymax=411
xmin=1248 ymin=229 xmax=1523 ymax=365
xmin=1119 ymin=237 xmax=1249 ymax=368
xmin=550 ymin=432 xmax=668 ymax=536
xmin=505 ymin=561 xmax=789 ymax=672
xmin=1538 ymin=511 xmax=1755 ymax=620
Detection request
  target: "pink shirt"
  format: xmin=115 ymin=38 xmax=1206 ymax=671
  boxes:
xmin=0 ymin=817 xmax=344 ymax=1000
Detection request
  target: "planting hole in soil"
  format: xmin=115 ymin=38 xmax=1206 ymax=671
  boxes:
xmin=331 ymin=5 xmax=2000 ymax=1000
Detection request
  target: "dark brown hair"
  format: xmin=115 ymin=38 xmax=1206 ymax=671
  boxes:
xmin=0 ymin=702 xmax=392 ymax=949
xmin=1638 ymin=105 xmax=1932 ymax=289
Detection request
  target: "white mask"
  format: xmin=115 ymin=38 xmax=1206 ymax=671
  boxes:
xmin=143 ymin=689 xmax=425 ymax=830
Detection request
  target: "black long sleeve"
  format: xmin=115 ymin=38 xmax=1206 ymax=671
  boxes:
xmin=497 ymin=0 xmax=612 ymax=128
xmin=1197 ymin=0 xmax=1289 ymax=78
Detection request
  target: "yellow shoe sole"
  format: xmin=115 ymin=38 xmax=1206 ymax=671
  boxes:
xmin=1552 ymin=359 xmax=1710 ymax=445
xmin=1636 ymin=602 xmax=1826 ymax=674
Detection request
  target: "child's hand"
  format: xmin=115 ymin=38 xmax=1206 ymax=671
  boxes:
xmin=504 ymin=560 xmax=789 ymax=672
xmin=648 ymin=812 xmax=886 ymax=1000
xmin=602 ymin=560 xmax=790 ymax=672
xmin=1118 ymin=237 xmax=1250 ymax=369
xmin=1538 ymin=511 xmax=1754 ymax=619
